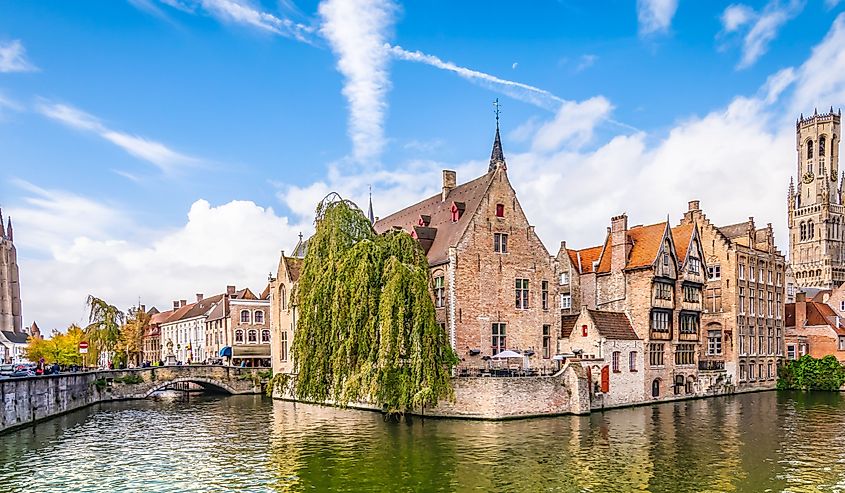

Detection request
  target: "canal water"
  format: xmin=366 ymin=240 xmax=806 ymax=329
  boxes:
xmin=1 ymin=391 xmax=844 ymax=492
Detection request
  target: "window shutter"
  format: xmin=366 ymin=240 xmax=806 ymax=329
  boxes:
xmin=601 ymin=366 xmax=610 ymax=393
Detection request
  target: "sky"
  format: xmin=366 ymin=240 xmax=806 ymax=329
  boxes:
xmin=2 ymin=0 xmax=845 ymax=330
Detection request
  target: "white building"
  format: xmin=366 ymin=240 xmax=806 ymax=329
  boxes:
xmin=160 ymin=293 xmax=224 ymax=364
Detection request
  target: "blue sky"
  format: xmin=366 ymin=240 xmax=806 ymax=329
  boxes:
xmin=2 ymin=0 xmax=845 ymax=329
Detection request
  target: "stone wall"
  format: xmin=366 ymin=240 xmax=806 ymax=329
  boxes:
xmin=0 ymin=366 xmax=264 ymax=434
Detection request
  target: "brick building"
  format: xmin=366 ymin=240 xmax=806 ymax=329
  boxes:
xmin=373 ymin=126 xmax=559 ymax=372
xmin=573 ymin=213 xmax=707 ymax=401
xmin=560 ymin=307 xmax=643 ymax=408
xmin=679 ymin=201 xmax=786 ymax=391
xmin=143 ymin=307 xmax=167 ymax=364
xmin=204 ymin=286 xmax=271 ymax=367
xmin=269 ymin=251 xmax=303 ymax=375
xmin=785 ymin=291 xmax=845 ymax=361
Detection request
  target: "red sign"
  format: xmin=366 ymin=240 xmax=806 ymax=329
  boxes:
xmin=79 ymin=341 xmax=89 ymax=349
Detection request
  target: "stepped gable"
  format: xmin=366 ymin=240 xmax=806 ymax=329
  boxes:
xmin=373 ymin=172 xmax=495 ymax=266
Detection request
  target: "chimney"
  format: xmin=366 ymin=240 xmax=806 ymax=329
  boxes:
xmin=173 ymin=301 xmax=180 ymax=311
xmin=227 ymin=285 xmax=236 ymax=295
xmin=140 ymin=304 xmax=146 ymax=313
xmin=795 ymin=291 xmax=807 ymax=328
xmin=180 ymin=299 xmax=187 ymax=307
xmin=196 ymin=293 xmax=204 ymax=302
xmin=442 ymin=170 xmax=456 ymax=201
xmin=610 ymin=214 xmax=629 ymax=273
xmin=688 ymin=200 xmax=700 ymax=212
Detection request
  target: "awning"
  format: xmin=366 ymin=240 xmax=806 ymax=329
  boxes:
xmin=232 ymin=345 xmax=271 ymax=357
xmin=491 ymin=350 xmax=523 ymax=359
xmin=219 ymin=346 xmax=232 ymax=357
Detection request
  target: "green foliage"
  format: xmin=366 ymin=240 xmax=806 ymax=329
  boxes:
xmin=25 ymin=324 xmax=87 ymax=366
xmin=85 ymin=295 xmax=125 ymax=362
xmin=92 ymin=378 xmax=108 ymax=390
xmin=113 ymin=374 xmax=144 ymax=385
xmin=778 ymin=355 xmax=845 ymax=391
xmin=291 ymin=194 xmax=458 ymax=414
xmin=267 ymin=372 xmax=292 ymax=397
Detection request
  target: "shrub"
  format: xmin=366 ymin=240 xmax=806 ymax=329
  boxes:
xmin=778 ymin=355 xmax=845 ymax=391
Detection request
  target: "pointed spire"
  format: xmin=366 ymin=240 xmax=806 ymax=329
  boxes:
xmin=815 ymin=107 xmax=818 ymax=116
xmin=489 ymin=98 xmax=506 ymax=172
xmin=0 ymin=208 xmax=4 ymax=240
xmin=6 ymin=217 xmax=12 ymax=242
xmin=831 ymin=106 xmax=835 ymax=115
xmin=367 ymin=186 xmax=375 ymax=225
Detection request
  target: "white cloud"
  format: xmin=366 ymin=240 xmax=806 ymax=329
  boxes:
xmin=36 ymin=101 xmax=199 ymax=174
xmin=790 ymin=13 xmax=845 ymax=115
xmin=12 ymin=183 xmax=308 ymax=329
xmin=719 ymin=0 xmax=805 ymax=69
xmin=0 ymin=40 xmax=37 ymax=73
xmin=637 ymin=0 xmax=679 ymax=36
xmin=318 ymin=0 xmax=397 ymax=163
xmin=575 ymin=54 xmax=597 ymax=72
xmin=530 ymin=97 xmax=613 ymax=152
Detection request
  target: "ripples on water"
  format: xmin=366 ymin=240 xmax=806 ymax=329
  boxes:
xmin=1 ymin=391 xmax=845 ymax=492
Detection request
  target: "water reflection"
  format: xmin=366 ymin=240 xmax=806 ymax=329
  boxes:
xmin=2 ymin=392 xmax=845 ymax=492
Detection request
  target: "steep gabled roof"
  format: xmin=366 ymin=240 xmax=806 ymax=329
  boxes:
xmin=373 ymin=171 xmax=495 ymax=265
xmin=568 ymin=245 xmax=603 ymax=274
xmin=149 ymin=310 xmax=174 ymax=325
xmin=588 ymin=310 xmax=639 ymax=340
xmin=594 ymin=221 xmax=696 ymax=274
xmin=718 ymin=221 xmax=750 ymax=239
xmin=786 ymin=301 xmax=845 ymax=335
xmin=561 ymin=314 xmax=580 ymax=338
xmin=284 ymin=256 xmax=304 ymax=282
xmin=206 ymin=297 xmax=229 ymax=322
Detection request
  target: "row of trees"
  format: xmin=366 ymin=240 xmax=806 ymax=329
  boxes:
xmin=25 ymin=295 xmax=151 ymax=367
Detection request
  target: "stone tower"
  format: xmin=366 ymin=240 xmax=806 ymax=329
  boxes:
xmin=0 ymin=209 xmax=22 ymax=332
xmin=787 ymin=108 xmax=844 ymax=288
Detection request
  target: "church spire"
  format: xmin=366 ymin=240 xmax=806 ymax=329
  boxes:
xmin=0 ymin=208 xmax=4 ymax=240
xmin=489 ymin=98 xmax=506 ymax=172
xmin=367 ymin=186 xmax=375 ymax=225
xmin=6 ymin=216 xmax=12 ymax=242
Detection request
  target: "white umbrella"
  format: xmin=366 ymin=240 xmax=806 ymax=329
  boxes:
xmin=491 ymin=350 xmax=523 ymax=359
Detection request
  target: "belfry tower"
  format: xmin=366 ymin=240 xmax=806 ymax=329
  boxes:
xmin=787 ymin=108 xmax=845 ymax=288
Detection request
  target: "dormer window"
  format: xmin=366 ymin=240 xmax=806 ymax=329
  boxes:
xmin=418 ymin=215 xmax=431 ymax=227
xmin=496 ymin=204 xmax=505 ymax=217
xmin=450 ymin=201 xmax=465 ymax=222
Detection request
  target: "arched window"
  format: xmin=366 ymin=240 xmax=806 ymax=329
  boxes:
xmin=685 ymin=376 xmax=696 ymax=394
xmin=280 ymin=285 xmax=286 ymax=311
xmin=651 ymin=379 xmax=660 ymax=398
xmin=261 ymin=329 xmax=270 ymax=343
xmin=674 ymin=374 xmax=685 ymax=395
xmin=808 ymin=139 xmax=814 ymax=159
xmin=240 ymin=310 xmax=250 ymax=323
xmin=800 ymin=222 xmax=806 ymax=241
xmin=248 ymin=330 xmax=257 ymax=343
xmin=235 ymin=329 xmax=244 ymax=343
xmin=808 ymin=220 xmax=815 ymax=239
xmin=254 ymin=310 xmax=264 ymax=324
xmin=820 ymin=136 xmax=826 ymax=156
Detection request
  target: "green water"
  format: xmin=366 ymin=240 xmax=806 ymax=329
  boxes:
xmin=0 ymin=391 xmax=844 ymax=492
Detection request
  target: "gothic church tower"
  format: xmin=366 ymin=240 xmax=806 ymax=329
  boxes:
xmin=788 ymin=108 xmax=845 ymax=288
xmin=0 ymin=209 xmax=22 ymax=332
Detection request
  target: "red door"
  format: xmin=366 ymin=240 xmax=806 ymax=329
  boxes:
xmin=601 ymin=365 xmax=610 ymax=393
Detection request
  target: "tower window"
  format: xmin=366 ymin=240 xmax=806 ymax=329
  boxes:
xmin=808 ymin=139 xmax=814 ymax=159
xmin=820 ymin=136 xmax=826 ymax=156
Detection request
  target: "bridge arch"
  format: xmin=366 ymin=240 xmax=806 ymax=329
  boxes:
xmin=143 ymin=377 xmax=239 ymax=398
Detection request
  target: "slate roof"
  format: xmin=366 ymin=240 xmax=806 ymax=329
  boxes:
xmin=373 ymin=172 xmax=495 ymax=266
xmin=718 ymin=221 xmax=750 ymax=239
xmin=0 ymin=331 xmax=28 ymax=344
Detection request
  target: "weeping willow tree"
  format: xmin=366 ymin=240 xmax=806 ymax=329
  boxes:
xmin=288 ymin=193 xmax=457 ymax=414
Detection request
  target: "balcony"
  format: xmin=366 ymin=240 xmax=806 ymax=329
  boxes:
xmin=699 ymin=359 xmax=726 ymax=372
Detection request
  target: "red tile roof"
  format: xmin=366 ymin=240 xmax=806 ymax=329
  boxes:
xmin=786 ymin=301 xmax=845 ymax=335
xmin=594 ymin=221 xmax=695 ymax=274
xmin=373 ymin=172 xmax=495 ymax=265
xmin=567 ymin=245 xmax=604 ymax=274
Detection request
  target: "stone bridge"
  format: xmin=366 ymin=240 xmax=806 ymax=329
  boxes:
xmin=0 ymin=365 xmax=267 ymax=434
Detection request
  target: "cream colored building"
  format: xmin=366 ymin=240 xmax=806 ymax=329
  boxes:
xmin=788 ymin=108 xmax=844 ymax=288
xmin=269 ymin=249 xmax=303 ymax=375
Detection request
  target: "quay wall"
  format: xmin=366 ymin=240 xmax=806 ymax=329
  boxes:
xmin=0 ymin=366 xmax=264 ymax=434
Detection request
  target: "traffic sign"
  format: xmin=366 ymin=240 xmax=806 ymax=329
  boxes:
xmin=79 ymin=341 xmax=89 ymax=354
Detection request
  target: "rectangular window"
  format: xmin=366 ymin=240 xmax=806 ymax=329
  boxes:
xmin=434 ymin=276 xmax=445 ymax=308
xmin=680 ymin=313 xmax=699 ymax=335
xmin=750 ymin=265 xmax=756 ymax=282
xmin=491 ymin=323 xmax=506 ymax=355
xmin=740 ymin=364 xmax=747 ymax=381
xmin=707 ymin=330 xmax=723 ymax=355
xmin=655 ymin=282 xmax=672 ymax=300
xmin=759 ymin=291 xmax=765 ymax=316
xmin=560 ymin=272 xmax=569 ymax=285
xmin=542 ymin=325 xmax=551 ymax=358
xmin=777 ymin=272 xmax=782 ymax=286
xmin=767 ymin=270 xmax=773 ymax=285
xmin=683 ymin=285 xmax=700 ymax=303
xmin=542 ymin=281 xmax=549 ymax=310
xmin=787 ymin=283 xmax=795 ymax=297
xmin=581 ymin=324 xmax=588 ymax=337
xmin=612 ymin=351 xmax=620 ymax=372
xmin=768 ymin=292 xmax=774 ymax=317
xmin=688 ymin=257 xmax=701 ymax=275
xmin=494 ymin=233 xmax=508 ymax=253
xmin=707 ymin=264 xmax=721 ymax=280
xmin=768 ymin=328 xmax=774 ymax=354
xmin=629 ymin=351 xmax=637 ymax=371
xmin=758 ymin=329 xmax=765 ymax=356
xmin=651 ymin=310 xmax=671 ymax=333
xmin=675 ymin=343 xmax=695 ymax=365
xmin=768 ymin=362 xmax=773 ymax=379
xmin=839 ymin=336 xmax=845 ymax=351
xmin=841 ymin=300 xmax=845 ymax=312
xmin=495 ymin=203 xmax=504 ymax=217
xmin=777 ymin=327 xmax=783 ymax=356
xmin=750 ymin=289 xmax=756 ymax=315
xmin=279 ymin=331 xmax=288 ymax=362
xmin=749 ymin=326 xmax=755 ymax=354
xmin=777 ymin=294 xmax=782 ymax=319
xmin=739 ymin=287 xmax=746 ymax=315
xmin=739 ymin=263 xmax=745 ymax=280
xmin=739 ymin=324 xmax=746 ymax=355
xmin=561 ymin=294 xmax=572 ymax=309
xmin=649 ymin=343 xmax=665 ymax=367
xmin=515 ymin=279 xmax=529 ymax=309
xmin=707 ymin=287 xmax=722 ymax=312
xmin=787 ymin=344 xmax=796 ymax=360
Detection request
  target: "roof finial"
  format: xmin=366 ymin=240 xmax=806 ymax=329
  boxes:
xmin=367 ymin=185 xmax=375 ymax=225
xmin=489 ymin=99 xmax=506 ymax=172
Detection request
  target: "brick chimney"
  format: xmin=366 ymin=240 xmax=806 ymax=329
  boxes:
xmin=227 ymin=285 xmax=236 ymax=295
xmin=795 ymin=291 xmax=807 ymax=328
xmin=196 ymin=293 xmax=204 ymax=302
xmin=173 ymin=301 xmax=180 ymax=311
xmin=688 ymin=200 xmax=700 ymax=212
xmin=442 ymin=170 xmax=456 ymax=201
xmin=610 ymin=214 xmax=629 ymax=273
xmin=180 ymin=299 xmax=187 ymax=307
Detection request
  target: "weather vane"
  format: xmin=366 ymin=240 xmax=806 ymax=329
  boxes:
xmin=493 ymin=98 xmax=501 ymax=127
